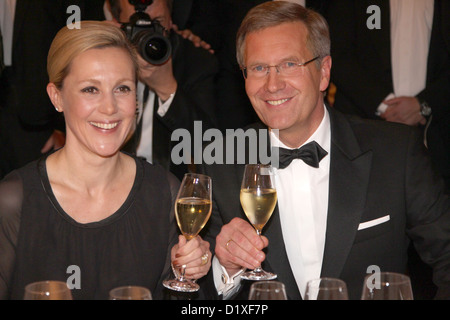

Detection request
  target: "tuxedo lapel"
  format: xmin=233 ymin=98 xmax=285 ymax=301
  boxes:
xmin=265 ymin=204 xmax=302 ymax=299
xmin=320 ymin=108 xmax=373 ymax=278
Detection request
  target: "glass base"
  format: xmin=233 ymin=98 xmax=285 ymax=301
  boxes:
xmin=163 ymin=278 xmax=199 ymax=293
xmin=241 ymin=269 xmax=277 ymax=281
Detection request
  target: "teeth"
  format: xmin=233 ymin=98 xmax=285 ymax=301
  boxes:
xmin=90 ymin=122 xmax=118 ymax=130
xmin=267 ymin=98 xmax=289 ymax=106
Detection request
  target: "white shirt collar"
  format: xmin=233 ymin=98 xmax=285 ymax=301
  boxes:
xmin=269 ymin=104 xmax=331 ymax=154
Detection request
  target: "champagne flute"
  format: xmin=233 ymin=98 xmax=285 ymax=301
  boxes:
xmin=361 ymin=272 xmax=413 ymax=300
xmin=163 ymin=173 xmax=212 ymax=292
xmin=249 ymin=281 xmax=287 ymax=300
xmin=109 ymin=286 xmax=152 ymax=300
xmin=24 ymin=280 xmax=73 ymax=300
xmin=305 ymin=278 xmax=349 ymax=300
xmin=240 ymin=164 xmax=277 ymax=281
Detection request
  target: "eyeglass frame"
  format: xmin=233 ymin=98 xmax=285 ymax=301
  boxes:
xmin=241 ymin=56 xmax=321 ymax=79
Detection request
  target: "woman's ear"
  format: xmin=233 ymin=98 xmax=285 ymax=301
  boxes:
xmin=47 ymin=83 xmax=63 ymax=112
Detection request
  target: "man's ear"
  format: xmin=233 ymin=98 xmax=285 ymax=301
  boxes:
xmin=319 ymin=55 xmax=332 ymax=92
xmin=47 ymin=83 xmax=63 ymax=112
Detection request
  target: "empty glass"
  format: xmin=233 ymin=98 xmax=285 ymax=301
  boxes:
xmin=24 ymin=280 xmax=73 ymax=300
xmin=249 ymin=281 xmax=287 ymax=300
xmin=305 ymin=278 xmax=349 ymax=300
xmin=361 ymin=272 xmax=413 ymax=300
xmin=109 ymin=286 xmax=152 ymax=300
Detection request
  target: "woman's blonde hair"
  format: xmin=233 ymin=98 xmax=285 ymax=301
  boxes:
xmin=236 ymin=2 xmax=330 ymax=69
xmin=47 ymin=20 xmax=139 ymax=88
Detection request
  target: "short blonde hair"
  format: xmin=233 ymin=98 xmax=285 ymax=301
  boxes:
xmin=47 ymin=21 xmax=139 ymax=88
xmin=236 ymin=2 xmax=330 ymax=69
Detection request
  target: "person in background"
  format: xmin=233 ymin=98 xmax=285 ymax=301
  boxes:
xmin=0 ymin=0 xmax=105 ymax=180
xmin=200 ymin=2 xmax=450 ymax=300
xmin=327 ymin=0 xmax=450 ymax=192
xmin=105 ymin=0 xmax=218 ymax=180
xmin=0 ymin=21 xmax=211 ymax=300
xmin=171 ymin=0 xmax=220 ymax=53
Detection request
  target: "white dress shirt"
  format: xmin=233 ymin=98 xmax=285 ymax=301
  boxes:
xmin=272 ymin=106 xmax=330 ymax=297
xmin=377 ymin=0 xmax=434 ymax=114
xmin=135 ymin=81 xmax=175 ymax=163
xmin=0 ymin=0 xmax=16 ymax=67
xmin=214 ymin=105 xmax=331 ymax=299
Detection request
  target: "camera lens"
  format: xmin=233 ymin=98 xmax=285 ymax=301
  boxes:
xmin=135 ymin=31 xmax=171 ymax=65
xmin=144 ymin=37 xmax=170 ymax=63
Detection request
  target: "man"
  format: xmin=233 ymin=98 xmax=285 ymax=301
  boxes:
xmin=106 ymin=0 xmax=218 ymax=179
xmin=212 ymin=0 xmax=328 ymax=132
xmin=201 ymin=2 xmax=450 ymax=300
xmin=328 ymin=0 xmax=450 ymax=190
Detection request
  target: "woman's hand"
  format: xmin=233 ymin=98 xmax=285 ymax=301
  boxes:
xmin=171 ymin=235 xmax=211 ymax=280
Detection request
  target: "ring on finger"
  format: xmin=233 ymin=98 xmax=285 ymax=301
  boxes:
xmin=226 ymin=239 xmax=233 ymax=251
xmin=201 ymin=253 xmax=209 ymax=265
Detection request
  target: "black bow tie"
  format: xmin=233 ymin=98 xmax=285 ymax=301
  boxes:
xmin=274 ymin=141 xmax=328 ymax=169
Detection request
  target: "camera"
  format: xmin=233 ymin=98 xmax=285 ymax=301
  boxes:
xmin=122 ymin=0 xmax=172 ymax=65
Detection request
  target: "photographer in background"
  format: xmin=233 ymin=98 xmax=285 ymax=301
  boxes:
xmin=105 ymin=0 xmax=218 ymax=180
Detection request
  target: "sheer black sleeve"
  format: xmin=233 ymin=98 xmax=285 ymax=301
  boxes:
xmin=0 ymin=171 xmax=23 ymax=299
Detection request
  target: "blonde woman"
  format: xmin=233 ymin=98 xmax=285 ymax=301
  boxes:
xmin=0 ymin=21 xmax=211 ymax=300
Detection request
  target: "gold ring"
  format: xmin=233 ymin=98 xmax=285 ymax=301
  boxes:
xmin=226 ymin=239 xmax=233 ymax=250
xmin=201 ymin=253 xmax=209 ymax=265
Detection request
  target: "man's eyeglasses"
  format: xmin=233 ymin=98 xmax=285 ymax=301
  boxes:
xmin=242 ymin=56 xmax=320 ymax=79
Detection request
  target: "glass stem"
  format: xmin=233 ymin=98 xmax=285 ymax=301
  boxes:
xmin=179 ymin=265 xmax=187 ymax=282
xmin=254 ymin=229 xmax=263 ymax=273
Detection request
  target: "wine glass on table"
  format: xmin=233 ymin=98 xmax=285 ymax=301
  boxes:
xmin=109 ymin=286 xmax=152 ymax=300
xmin=240 ymin=163 xmax=278 ymax=281
xmin=305 ymin=278 xmax=349 ymax=300
xmin=163 ymin=173 xmax=212 ymax=292
xmin=24 ymin=280 xmax=73 ymax=300
xmin=361 ymin=272 xmax=413 ymax=300
xmin=249 ymin=281 xmax=287 ymax=300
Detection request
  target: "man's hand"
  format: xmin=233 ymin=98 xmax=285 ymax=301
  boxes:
xmin=380 ymin=96 xmax=426 ymax=126
xmin=172 ymin=25 xmax=214 ymax=54
xmin=137 ymin=55 xmax=177 ymax=101
xmin=215 ymin=217 xmax=268 ymax=276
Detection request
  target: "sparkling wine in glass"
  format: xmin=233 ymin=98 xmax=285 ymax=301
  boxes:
xmin=305 ymin=278 xmax=349 ymax=300
xmin=361 ymin=272 xmax=413 ymax=300
xmin=24 ymin=280 xmax=73 ymax=300
xmin=249 ymin=281 xmax=287 ymax=300
xmin=163 ymin=173 xmax=212 ymax=292
xmin=240 ymin=164 xmax=277 ymax=281
xmin=109 ymin=286 xmax=152 ymax=300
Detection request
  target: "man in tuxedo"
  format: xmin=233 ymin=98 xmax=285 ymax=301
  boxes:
xmin=212 ymin=0 xmax=328 ymax=132
xmin=327 ymin=0 xmax=450 ymax=191
xmin=200 ymin=2 xmax=450 ymax=300
xmin=107 ymin=0 xmax=218 ymax=180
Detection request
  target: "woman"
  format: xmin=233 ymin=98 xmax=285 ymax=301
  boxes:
xmin=0 ymin=21 xmax=211 ymax=299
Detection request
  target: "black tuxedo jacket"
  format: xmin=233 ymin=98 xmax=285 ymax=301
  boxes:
xmin=327 ymin=0 xmax=450 ymax=187
xmin=200 ymin=106 xmax=450 ymax=300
